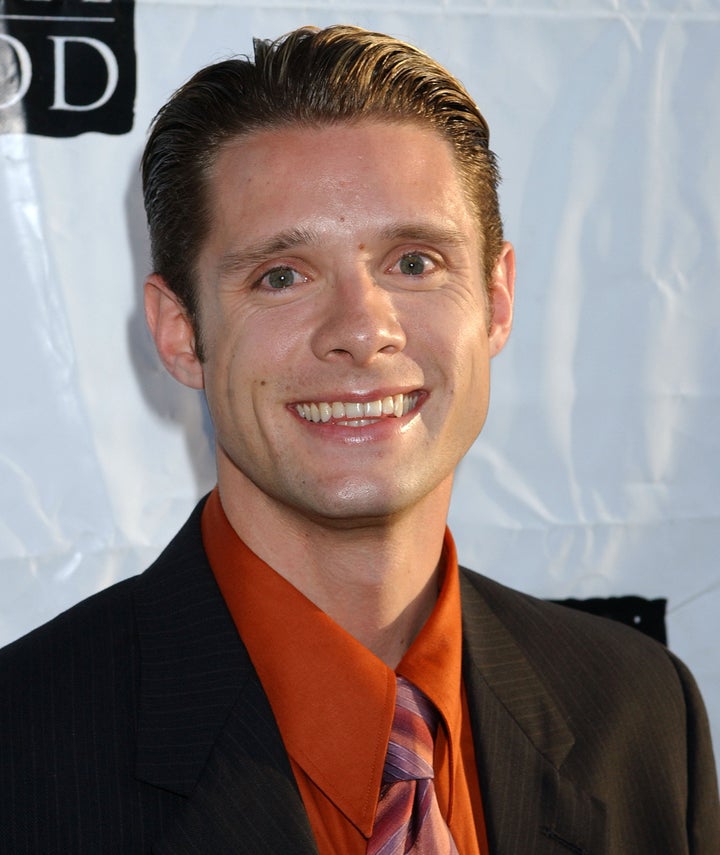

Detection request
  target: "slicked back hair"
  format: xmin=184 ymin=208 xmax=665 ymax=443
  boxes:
xmin=141 ymin=25 xmax=504 ymax=354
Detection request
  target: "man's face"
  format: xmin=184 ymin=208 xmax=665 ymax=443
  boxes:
xmin=189 ymin=120 xmax=513 ymax=525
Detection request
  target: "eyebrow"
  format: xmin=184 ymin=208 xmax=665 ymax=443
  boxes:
xmin=216 ymin=226 xmax=320 ymax=278
xmin=377 ymin=223 xmax=469 ymax=247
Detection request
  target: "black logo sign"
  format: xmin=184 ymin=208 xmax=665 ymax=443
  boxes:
xmin=0 ymin=0 xmax=135 ymax=136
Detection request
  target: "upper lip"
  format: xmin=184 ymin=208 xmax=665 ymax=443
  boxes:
xmin=290 ymin=387 xmax=423 ymax=404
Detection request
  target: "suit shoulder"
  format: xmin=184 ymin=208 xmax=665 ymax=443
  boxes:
xmin=460 ymin=567 xmax=720 ymax=844
xmin=0 ymin=498 xmax=208 ymax=678
xmin=459 ymin=566 xmax=688 ymax=702
xmin=0 ymin=572 xmax=140 ymax=666
xmin=0 ymin=572 xmax=144 ymax=735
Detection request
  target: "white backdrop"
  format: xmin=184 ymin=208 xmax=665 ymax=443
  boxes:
xmin=2 ymin=0 xmax=719 ymax=765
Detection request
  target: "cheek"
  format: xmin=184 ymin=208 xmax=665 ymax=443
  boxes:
xmin=446 ymin=327 xmax=492 ymax=416
xmin=418 ymin=305 xmax=488 ymax=371
xmin=201 ymin=333 xmax=250 ymax=423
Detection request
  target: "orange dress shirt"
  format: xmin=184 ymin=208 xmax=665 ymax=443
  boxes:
xmin=201 ymin=488 xmax=489 ymax=855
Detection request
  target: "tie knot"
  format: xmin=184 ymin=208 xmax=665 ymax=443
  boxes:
xmin=383 ymin=677 xmax=438 ymax=783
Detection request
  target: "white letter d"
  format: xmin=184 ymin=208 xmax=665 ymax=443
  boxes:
xmin=49 ymin=36 xmax=119 ymax=112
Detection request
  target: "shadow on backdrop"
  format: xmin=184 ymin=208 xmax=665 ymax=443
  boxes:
xmin=124 ymin=152 xmax=215 ymax=496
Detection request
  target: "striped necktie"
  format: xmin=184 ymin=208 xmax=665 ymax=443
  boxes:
xmin=368 ymin=676 xmax=460 ymax=855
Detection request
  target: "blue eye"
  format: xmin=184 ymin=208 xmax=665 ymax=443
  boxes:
xmin=263 ymin=266 xmax=298 ymax=289
xmin=398 ymin=253 xmax=429 ymax=276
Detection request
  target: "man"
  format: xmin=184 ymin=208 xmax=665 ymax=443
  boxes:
xmin=1 ymin=24 xmax=718 ymax=855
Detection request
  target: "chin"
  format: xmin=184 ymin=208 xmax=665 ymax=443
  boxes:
xmin=301 ymin=477 xmax=436 ymax=524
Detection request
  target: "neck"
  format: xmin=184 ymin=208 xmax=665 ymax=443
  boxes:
xmin=217 ymin=472 xmax=452 ymax=669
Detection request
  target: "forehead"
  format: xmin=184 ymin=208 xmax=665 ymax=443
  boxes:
xmin=214 ymin=117 xmax=456 ymax=168
xmin=202 ymin=120 xmax=479 ymax=255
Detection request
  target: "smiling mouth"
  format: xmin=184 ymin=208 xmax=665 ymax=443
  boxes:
xmin=294 ymin=392 xmax=421 ymax=426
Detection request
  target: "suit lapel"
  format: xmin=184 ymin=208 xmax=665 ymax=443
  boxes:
xmin=460 ymin=570 xmax=607 ymax=855
xmin=153 ymin=669 xmax=318 ymax=855
xmin=132 ymin=502 xmax=318 ymax=854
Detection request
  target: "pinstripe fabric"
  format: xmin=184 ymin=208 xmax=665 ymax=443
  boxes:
xmin=0 ymin=499 xmax=718 ymax=853
xmin=0 ymin=501 xmax=318 ymax=855
xmin=368 ymin=677 xmax=459 ymax=855
xmin=459 ymin=571 xmax=720 ymax=854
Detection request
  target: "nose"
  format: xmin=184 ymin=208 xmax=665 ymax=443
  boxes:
xmin=310 ymin=269 xmax=407 ymax=365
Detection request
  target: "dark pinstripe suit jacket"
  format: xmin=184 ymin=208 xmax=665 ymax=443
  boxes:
xmin=1 ymin=500 xmax=718 ymax=854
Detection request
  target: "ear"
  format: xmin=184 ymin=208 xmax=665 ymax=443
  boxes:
xmin=487 ymin=241 xmax=515 ymax=358
xmin=144 ymin=274 xmax=205 ymax=390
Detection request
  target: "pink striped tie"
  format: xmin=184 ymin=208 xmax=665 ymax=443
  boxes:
xmin=368 ymin=676 xmax=460 ymax=855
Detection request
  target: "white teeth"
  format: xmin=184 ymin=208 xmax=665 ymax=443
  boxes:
xmin=295 ymin=393 xmax=419 ymax=424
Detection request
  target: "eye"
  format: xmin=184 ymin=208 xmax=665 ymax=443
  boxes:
xmin=258 ymin=266 xmax=305 ymax=290
xmin=395 ymin=252 xmax=436 ymax=277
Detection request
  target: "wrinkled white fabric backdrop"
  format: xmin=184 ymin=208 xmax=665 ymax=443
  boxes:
xmin=2 ymin=0 xmax=719 ymax=764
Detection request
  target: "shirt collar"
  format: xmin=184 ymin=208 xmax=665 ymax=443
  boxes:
xmin=201 ymin=488 xmax=464 ymax=836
